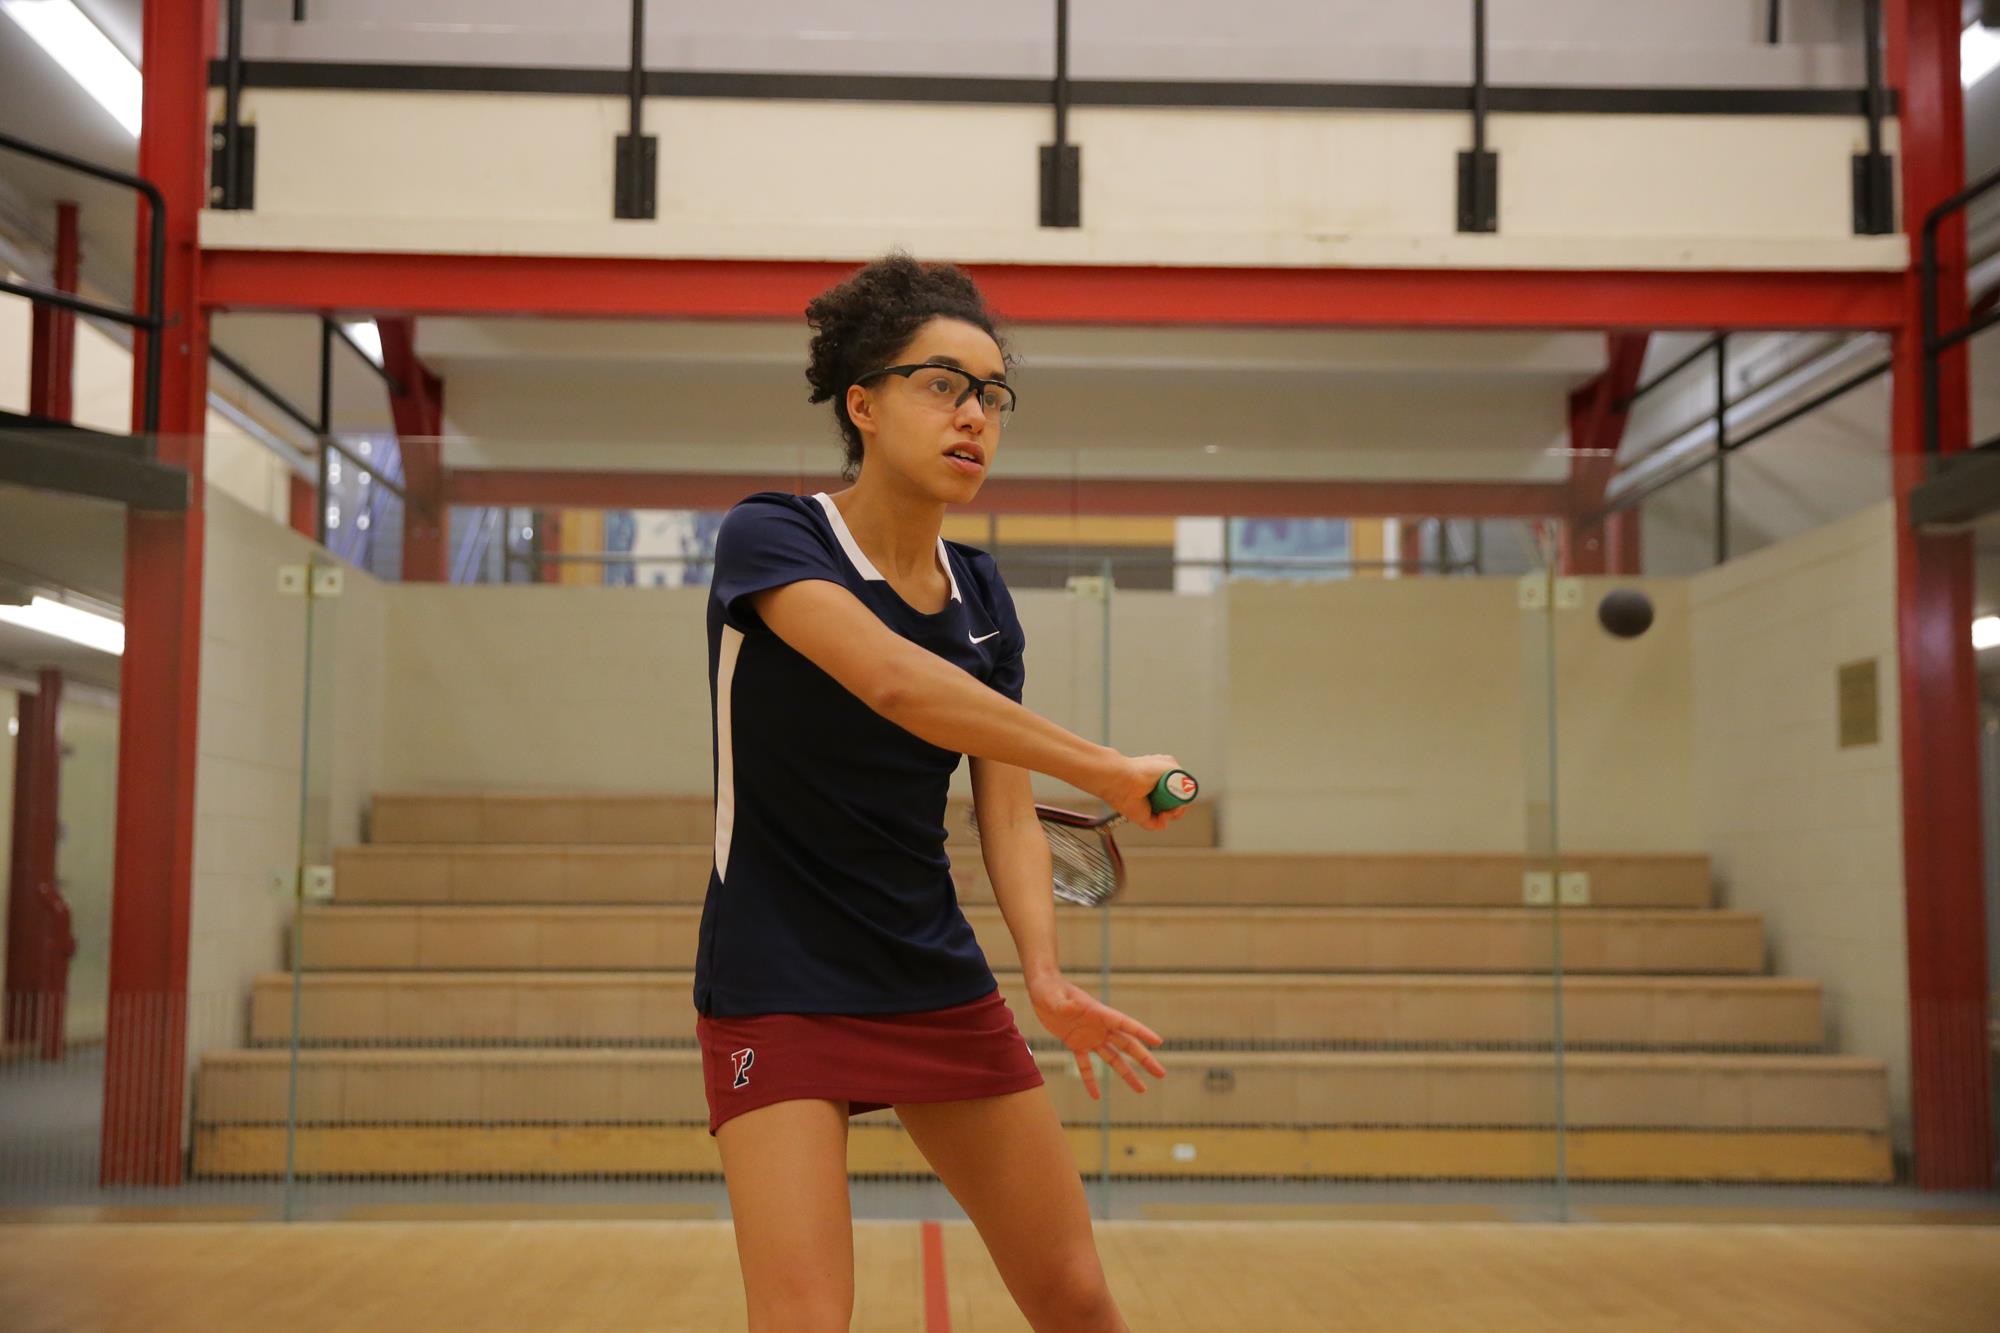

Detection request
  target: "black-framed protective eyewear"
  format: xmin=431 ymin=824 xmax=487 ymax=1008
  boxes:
xmin=853 ymin=363 xmax=1018 ymax=420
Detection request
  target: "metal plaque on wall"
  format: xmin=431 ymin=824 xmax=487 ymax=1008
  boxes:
xmin=1838 ymin=658 xmax=1880 ymax=749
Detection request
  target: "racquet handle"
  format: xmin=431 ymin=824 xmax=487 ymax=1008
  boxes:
xmin=1148 ymin=770 xmax=1199 ymax=813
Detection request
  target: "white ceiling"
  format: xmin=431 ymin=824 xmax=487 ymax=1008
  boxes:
xmin=0 ymin=617 xmax=123 ymax=693
xmin=422 ymin=320 xmax=1603 ymax=479
xmin=0 ymin=482 xmax=127 ymax=690
xmin=415 ymin=319 xmax=1608 ymax=379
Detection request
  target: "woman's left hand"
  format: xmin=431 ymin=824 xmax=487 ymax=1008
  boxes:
xmin=1027 ymin=974 xmax=1167 ymax=1100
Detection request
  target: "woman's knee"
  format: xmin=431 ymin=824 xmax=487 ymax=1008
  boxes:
xmin=1014 ymin=1256 xmax=1120 ymax=1331
xmin=745 ymin=1280 xmax=853 ymax=1333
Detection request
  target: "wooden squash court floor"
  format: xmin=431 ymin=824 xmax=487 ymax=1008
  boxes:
xmin=2 ymin=1216 xmax=1997 ymax=1331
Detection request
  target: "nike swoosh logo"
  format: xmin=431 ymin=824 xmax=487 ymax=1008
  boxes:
xmin=970 ymin=630 xmax=1001 ymax=645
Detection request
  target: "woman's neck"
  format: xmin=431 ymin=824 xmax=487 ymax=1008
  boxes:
xmin=827 ymin=471 xmax=947 ymax=582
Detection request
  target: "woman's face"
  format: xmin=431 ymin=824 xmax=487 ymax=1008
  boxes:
xmin=846 ymin=317 xmax=1010 ymax=503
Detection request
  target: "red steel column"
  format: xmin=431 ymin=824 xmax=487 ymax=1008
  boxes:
xmin=288 ymin=474 xmax=317 ymax=539
xmin=28 ymin=203 xmax=79 ymax=421
xmin=1561 ymin=334 xmax=1650 ymax=576
xmin=102 ymin=0 xmax=216 ymax=1186
xmin=4 ymin=672 xmax=69 ymax=1056
xmin=1397 ymin=520 xmax=1425 ymax=576
xmin=377 ymin=318 xmax=447 ymax=582
xmin=1886 ymin=0 xmax=1992 ymax=1189
xmin=1604 ymin=510 xmax=1642 ymax=576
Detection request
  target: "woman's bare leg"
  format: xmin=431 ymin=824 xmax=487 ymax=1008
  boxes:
xmin=716 ymin=1098 xmax=855 ymax=1332
xmin=896 ymin=1087 xmax=1125 ymax=1333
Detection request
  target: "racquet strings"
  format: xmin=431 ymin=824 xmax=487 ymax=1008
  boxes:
xmin=1041 ymin=820 xmax=1119 ymax=907
xmin=967 ymin=807 xmax=1122 ymax=906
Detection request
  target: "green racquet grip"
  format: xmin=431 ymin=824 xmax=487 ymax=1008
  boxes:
xmin=1149 ymin=770 xmax=1199 ymax=813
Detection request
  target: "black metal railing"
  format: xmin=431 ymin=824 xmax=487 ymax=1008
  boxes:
xmin=1922 ymin=162 xmax=2000 ymax=457
xmin=1586 ymin=338 xmax=1894 ymax=555
xmin=0 ymin=131 xmax=166 ymax=439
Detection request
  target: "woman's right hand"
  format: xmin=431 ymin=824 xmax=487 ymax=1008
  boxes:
xmin=1097 ymin=753 xmax=1192 ymax=830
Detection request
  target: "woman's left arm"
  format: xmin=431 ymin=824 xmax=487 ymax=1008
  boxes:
xmin=969 ymin=756 xmax=1168 ymax=1099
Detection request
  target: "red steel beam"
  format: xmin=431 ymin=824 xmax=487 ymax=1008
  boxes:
xmin=1561 ymin=332 xmax=1651 ymax=575
xmin=377 ymin=318 xmax=448 ymax=581
xmin=1886 ymin=0 xmax=1991 ymax=1190
xmin=201 ymin=251 xmax=1908 ymax=333
xmin=445 ymin=469 xmax=1568 ymax=520
xmin=102 ymin=0 xmax=214 ymax=1186
xmin=27 ymin=202 xmax=79 ymax=421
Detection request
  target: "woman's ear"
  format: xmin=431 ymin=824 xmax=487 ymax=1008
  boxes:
xmin=845 ymin=383 xmax=877 ymax=437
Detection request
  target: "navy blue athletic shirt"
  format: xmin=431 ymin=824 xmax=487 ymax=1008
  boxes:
xmin=693 ymin=491 xmax=1027 ymax=1017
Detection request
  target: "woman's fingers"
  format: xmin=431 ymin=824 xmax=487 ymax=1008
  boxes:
xmin=1113 ymin=1030 xmax=1168 ymax=1078
xmin=1118 ymin=1015 xmax=1165 ymax=1047
xmin=1100 ymin=1045 xmax=1144 ymax=1093
xmin=1075 ymin=1049 xmax=1102 ymax=1101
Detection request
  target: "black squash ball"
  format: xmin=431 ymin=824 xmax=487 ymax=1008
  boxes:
xmin=1598 ymin=588 xmax=1655 ymax=639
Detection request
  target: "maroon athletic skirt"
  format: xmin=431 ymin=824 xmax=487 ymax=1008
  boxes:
xmin=695 ymin=987 xmax=1046 ymax=1135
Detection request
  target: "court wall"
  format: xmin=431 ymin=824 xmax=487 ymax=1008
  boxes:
xmin=1689 ymin=499 xmax=1910 ymax=1139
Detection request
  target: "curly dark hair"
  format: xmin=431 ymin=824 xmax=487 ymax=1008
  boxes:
xmin=805 ymin=253 xmax=1011 ymax=481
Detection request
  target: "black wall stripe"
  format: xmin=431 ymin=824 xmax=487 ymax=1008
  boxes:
xmin=207 ymin=60 xmax=1896 ymax=117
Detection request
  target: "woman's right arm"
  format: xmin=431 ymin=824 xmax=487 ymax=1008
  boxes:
xmin=747 ymin=578 xmax=1181 ymax=828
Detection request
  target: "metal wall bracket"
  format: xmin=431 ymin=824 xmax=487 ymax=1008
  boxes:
xmin=302 ymin=865 xmax=336 ymax=902
xmin=1040 ymin=143 xmax=1081 ymax=228
xmin=278 ymin=565 xmax=308 ymax=596
xmin=311 ymin=565 xmax=344 ymax=599
xmin=208 ymin=122 xmax=256 ymax=210
xmin=1518 ymin=576 xmax=1583 ymax=610
xmin=1851 ymin=152 xmax=1895 ymax=235
xmin=1559 ymin=871 xmax=1592 ymax=906
xmin=614 ymin=134 xmax=658 ymax=220
xmin=1456 ymin=149 xmax=1498 ymax=234
xmin=1523 ymin=871 xmax=1554 ymax=906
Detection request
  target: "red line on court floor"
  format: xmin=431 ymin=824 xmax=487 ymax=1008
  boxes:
xmin=921 ymin=1219 xmax=952 ymax=1333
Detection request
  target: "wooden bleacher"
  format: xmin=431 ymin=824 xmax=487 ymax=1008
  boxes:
xmin=191 ymin=791 xmax=1894 ymax=1183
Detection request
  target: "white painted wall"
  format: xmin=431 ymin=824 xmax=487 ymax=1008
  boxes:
xmin=202 ymin=94 xmax=1906 ymax=272
xmin=361 ymin=569 xmax=1700 ymax=859
xmin=369 ymin=581 xmax=1222 ymax=803
xmin=377 ymin=584 xmax=709 ymax=794
xmin=1688 ymin=501 xmax=1910 ymax=1144
xmin=1220 ymin=576 xmax=1699 ymax=854
xmin=187 ymin=493 xmax=316 ymax=1032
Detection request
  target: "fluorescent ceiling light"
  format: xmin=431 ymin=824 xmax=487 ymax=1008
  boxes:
xmin=341 ymin=320 xmax=385 ymax=369
xmin=1975 ymin=616 xmax=2000 ymax=651
xmin=0 ymin=596 xmax=125 ymax=656
xmin=1 ymin=0 xmax=142 ymax=137
xmin=1968 ymin=22 xmax=2000 ymax=89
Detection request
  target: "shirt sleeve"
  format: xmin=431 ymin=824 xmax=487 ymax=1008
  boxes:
xmin=711 ymin=497 xmax=848 ymax=631
xmin=980 ymin=557 xmax=1028 ymax=703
